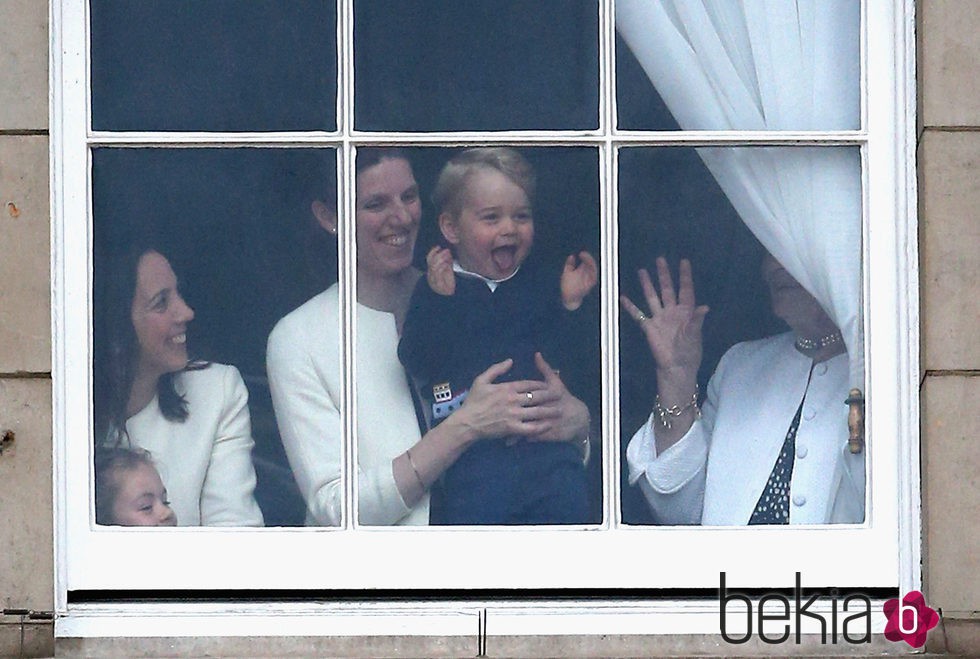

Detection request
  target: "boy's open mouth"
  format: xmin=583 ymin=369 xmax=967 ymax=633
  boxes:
xmin=491 ymin=245 xmax=518 ymax=273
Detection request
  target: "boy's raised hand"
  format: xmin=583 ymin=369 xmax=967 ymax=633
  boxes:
xmin=560 ymin=251 xmax=598 ymax=310
xmin=427 ymin=246 xmax=456 ymax=296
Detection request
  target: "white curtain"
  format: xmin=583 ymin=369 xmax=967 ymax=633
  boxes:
xmin=616 ymin=0 xmax=863 ymax=388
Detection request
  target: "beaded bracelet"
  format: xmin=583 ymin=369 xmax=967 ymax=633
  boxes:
xmin=653 ymin=386 xmax=701 ymax=431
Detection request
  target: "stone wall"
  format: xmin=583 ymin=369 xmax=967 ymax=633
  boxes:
xmin=0 ymin=2 xmax=55 ymax=656
xmin=918 ymin=1 xmax=980 ymax=654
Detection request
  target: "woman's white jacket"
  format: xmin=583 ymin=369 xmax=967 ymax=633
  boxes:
xmin=627 ymin=332 xmax=865 ymax=525
xmin=267 ymin=284 xmax=428 ymax=526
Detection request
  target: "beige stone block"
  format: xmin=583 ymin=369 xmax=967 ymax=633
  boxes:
xmin=921 ymin=375 xmax=980 ymax=613
xmin=944 ymin=618 xmax=980 ymax=657
xmin=488 ymin=634 xmax=911 ymax=657
xmin=487 ymin=633 xmax=909 ymax=656
xmin=0 ymin=136 xmax=50 ymax=374
xmin=0 ymin=0 xmax=48 ymax=130
xmin=0 ymin=378 xmax=53 ymax=611
xmin=21 ymin=622 xmax=54 ymax=658
xmin=921 ymin=1 xmax=980 ymax=128
xmin=918 ymin=130 xmax=980 ymax=370
xmin=57 ymin=635 xmax=475 ymax=657
xmin=0 ymin=622 xmax=23 ymax=658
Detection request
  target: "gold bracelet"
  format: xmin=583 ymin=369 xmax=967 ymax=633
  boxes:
xmin=653 ymin=386 xmax=701 ymax=431
xmin=405 ymin=448 xmax=427 ymax=491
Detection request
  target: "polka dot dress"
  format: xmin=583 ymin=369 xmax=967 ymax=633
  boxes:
xmin=748 ymin=400 xmax=805 ymax=525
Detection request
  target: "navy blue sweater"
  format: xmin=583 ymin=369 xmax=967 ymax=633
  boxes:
xmin=398 ymin=259 xmax=586 ymax=418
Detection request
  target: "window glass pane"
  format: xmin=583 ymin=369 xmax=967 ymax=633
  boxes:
xmin=92 ymin=147 xmax=337 ymax=528
xmin=90 ymin=0 xmax=337 ymax=132
xmin=335 ymin=146 xmax=602 ymax=526
xmin=618 ymin=146 xmax=864 ymax=526
xmin=615 ymin=1 xmax=861 ymax=131
xmin=354 ymin=1 xmax=599 ymax=131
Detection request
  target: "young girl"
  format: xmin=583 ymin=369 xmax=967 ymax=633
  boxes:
xmin=95 ymin=446 xmax=178 ymax=526
xmin=398 ymin=147 xmax=598 ymax=525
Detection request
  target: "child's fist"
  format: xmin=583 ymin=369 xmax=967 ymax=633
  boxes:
xmin=427 ymin=246 xmax=456 ymax=296
xmin=561 ymin=251 xmax=598 ymax=310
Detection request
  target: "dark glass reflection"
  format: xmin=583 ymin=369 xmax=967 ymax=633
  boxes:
xmin=91 ymin=1 xmax=336 ymax=131
xmin=354 ymin=1 xmax=599 ymax=131
xmin=93 ymin=148 xmax=337 ymax=526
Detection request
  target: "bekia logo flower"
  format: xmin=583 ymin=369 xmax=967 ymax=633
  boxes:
xmin=883 ymin=591 xmax=939 ymax=648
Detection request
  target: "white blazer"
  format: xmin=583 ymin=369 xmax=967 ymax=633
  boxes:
xmin=267 ymin=284 xmax=429 ymax=526
xmin=123 ymin=363 xmax=264 ymax=526
xmin=627 ymin=332 xmax=865 ymax=525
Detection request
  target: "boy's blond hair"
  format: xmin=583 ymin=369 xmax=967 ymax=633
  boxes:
xmin=432 ymin=147 xmax=536 ymax=218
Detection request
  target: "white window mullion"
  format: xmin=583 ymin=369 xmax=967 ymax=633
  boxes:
xmin=341 ymin=143 xmax=356 ymax=530
xmin=345 ymin=131 xmax=607 ymax=144
xmin=340 ymin=0 xmax=357 ymax=529
xmin=85 ymin=132 xmax=343 ymax=146
xmin=601 ymin=143 xmax=620 ymax=528
xmin=607 ymin=131 xmax=867 ymax=145
xmin=599 ymin=0 xmax=613 ymax=134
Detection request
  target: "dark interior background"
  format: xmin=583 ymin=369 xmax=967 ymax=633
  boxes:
xmin=90 ymin=0 xmax=337 ymax=132
xmin=90 ymin=1 xmax=783 ymax=527
xmin=353 ymin=0 xmax=599 ymax=131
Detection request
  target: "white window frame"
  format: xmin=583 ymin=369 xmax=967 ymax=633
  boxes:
xmin=51 ymin=0 xmax=919 ymax=637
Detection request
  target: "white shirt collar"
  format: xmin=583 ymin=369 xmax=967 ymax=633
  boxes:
xmin=452 ymin=260 xmax=520 ymax=292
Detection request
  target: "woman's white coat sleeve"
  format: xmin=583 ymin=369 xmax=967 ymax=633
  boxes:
xmin=267 ymin=310 xmax=413 ymax=526
xmin=625 ymin=360 xmax=723 ymax=525
xmin=199 ymin=366 xmax=265 ymax=526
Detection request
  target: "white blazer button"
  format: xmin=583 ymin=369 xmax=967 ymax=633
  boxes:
xmin=793 ymin=494 xmax=807 ymax=506
xmin=803 ymin=409 xmax=817 ymax=421
xmin=816 ymin=362 xmax=829 ymax=376
xmin=797 ymin=445 xmax=808 ymax=458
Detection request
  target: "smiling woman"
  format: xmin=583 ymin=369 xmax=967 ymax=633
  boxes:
xmin=128 ymin=251 xmax=195 ymax=412
xmin=352 ymin=153 xmax=423 ymax=310
xmin=93 ymin=245 xmax=264 ymax=527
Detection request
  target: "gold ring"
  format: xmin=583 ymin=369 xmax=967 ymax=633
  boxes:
xmin=636 ymin=312 xmax=648 ymax=322
xmin=526 ymin=392 xmax=534 ymax=401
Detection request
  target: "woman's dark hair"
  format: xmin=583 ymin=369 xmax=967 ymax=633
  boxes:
xmin=292 ymin=153 xmax=339 ymax=293
xmin=355 ymin=147 xmax=410 ymax=176
xmin=93 ymin=244 xmax=205 ymax=444
xmin=94 ymin=446 xmax=158 ymax=525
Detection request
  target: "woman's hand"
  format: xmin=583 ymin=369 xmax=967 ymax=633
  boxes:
xmin=620 ymin=257 xmax=708 ymax=379
xmin=448 ymin=358 xmax=552 ymax=443
xmin=560 ymin=251 xmax=598 ymax=311
xmin=399 ymin=355 xmax=591 ymax=506
xmin=426 ymin=246 xmax=456 ymax=296
xmin=524 ymin=352 xmax=590 ymax=443
xmin=447 ymin=354 xmax=587 ymax=444
xmin=620 ymin=257 xmax=708 ymax=451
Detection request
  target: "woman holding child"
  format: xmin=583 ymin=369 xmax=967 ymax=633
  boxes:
xmin=267 ymin=148 xmax=594 ymax=526
xmin=95 ymin=245 xmax=264 ymax=527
